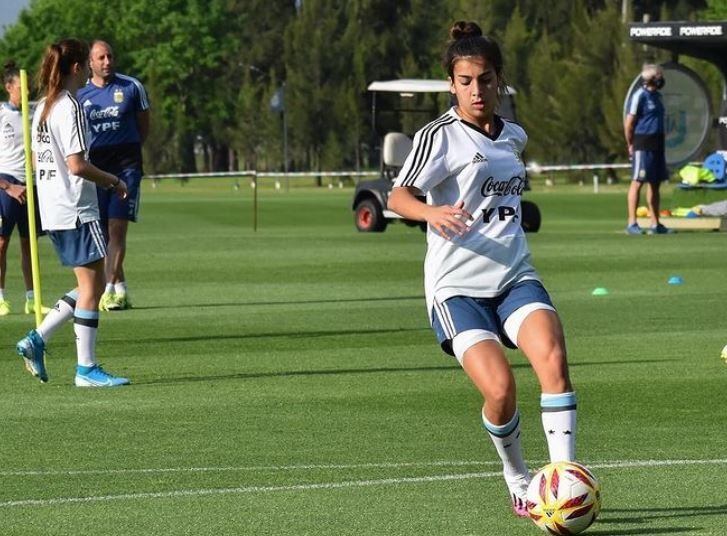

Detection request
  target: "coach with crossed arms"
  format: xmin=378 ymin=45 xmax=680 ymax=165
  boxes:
xmin=78 ymin=40 xmax=150 ymax=310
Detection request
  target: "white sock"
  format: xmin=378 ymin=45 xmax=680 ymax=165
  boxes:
xmin=0 ymin=289 xmax=5 ymax=300
xmin=483 ymin=409 xmax=530 ymax=494
xmin=541 ymin=392 xmax=577 ymax=462
xmin=114 ymin=281 xmax=127 ymax=295
xmin=105 ymin=283 xmax=114 ymax=295
xmin=36 ymin=291 xmax=78 ymax=342
xmin=26 ymin=290 xmax=34 ymax=301
xmin=74 ymin=308 xmax=99 ymax=367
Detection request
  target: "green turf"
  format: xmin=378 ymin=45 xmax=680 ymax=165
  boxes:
xmin=1 ymin=181 xmax=726 ymax=535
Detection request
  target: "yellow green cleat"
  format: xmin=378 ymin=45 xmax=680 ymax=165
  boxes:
xmin=99 ymin=292 xmax=116 ymax=311
xmin=24 ymin=300 xmax=51 ymax=315
xmin=0 ymin=300 xmax=10 ymax=316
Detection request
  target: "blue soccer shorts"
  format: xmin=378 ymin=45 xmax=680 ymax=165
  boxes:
xmin=48 ymin=220 xmax=107 ymax=267
xmin=431 ymin=279 xmax=556 ymax=363
xmin=632 ymin=150 xmax=668 ymax=184
xmin=96 ymin=167 xmax=142 ymax=222
xmin=0 ymin=173 xmax=43 ymax=238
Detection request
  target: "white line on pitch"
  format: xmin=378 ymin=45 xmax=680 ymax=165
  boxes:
xmin=1 ymin=458 xmax=727 ymax=509
xmin=0 ymin=460 xmax=500 ymax=477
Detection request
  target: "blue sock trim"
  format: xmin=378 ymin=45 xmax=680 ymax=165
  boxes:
xmin=541 ymin=391 xmax=577 ymax=411
xmin=74 ymin=308 xmax=99 ymax=320
xmin=67 ymin=289 xmax=79 ymax=300
xmin=482 ymin=409 xmax=520 ymax=438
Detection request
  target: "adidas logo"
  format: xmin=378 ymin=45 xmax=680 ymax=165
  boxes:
xmin=472 ymin=152 xmax=487 ymax=164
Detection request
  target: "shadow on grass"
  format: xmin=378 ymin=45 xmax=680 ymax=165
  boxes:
xmin=588 ymin=504 xmax=727 ymax=535
xmin=132 ymin=295 xmax=424 ymax=311
xmin=134 ymin=358 xmax=668 ymax=387
xmin=134 ymin=363 xmax=462 ymax=386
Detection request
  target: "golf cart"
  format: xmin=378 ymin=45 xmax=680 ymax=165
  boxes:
xmin=353 ymin=79 xmax=541 ymax=233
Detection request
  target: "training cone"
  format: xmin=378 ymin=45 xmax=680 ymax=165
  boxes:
xmin=592 ymin=287 xmax=609 ymax=296
xmin=667 ymin=276 xmax=684 ymax=285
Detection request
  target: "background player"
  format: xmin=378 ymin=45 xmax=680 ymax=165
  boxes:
xmin=78 ymin=40 xmax=150 ymax=310
xmin=388 ymin=21 xmax=578 ymax=517
xmin=0 ymin=61 xmax=49 ymax=316
xmin=624 ymin=64 xmax=672 ymax=235
xmin=16 ymin=38 xmax=130 ymax=387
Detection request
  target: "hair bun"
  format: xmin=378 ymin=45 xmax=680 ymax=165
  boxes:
xmin=450 ymin=21 xmax=482 ymax=41
xmin=4 ymin=60 xmax=17 ymax=70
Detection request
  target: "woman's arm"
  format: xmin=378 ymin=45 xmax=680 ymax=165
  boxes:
xmin=66 ymin=153 xmax=128 ymax=199
xmin=388 ymin=186 xmax=471 ymax=238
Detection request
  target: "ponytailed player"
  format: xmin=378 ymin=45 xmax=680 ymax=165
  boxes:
xmin=388 ymin=21 xmax=579 ymax=517
xmin=16 ymin=38 xmax=130 ymax=387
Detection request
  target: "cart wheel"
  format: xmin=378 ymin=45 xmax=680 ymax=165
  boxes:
xmin=355 ymin=199 xmax=388 ymax=232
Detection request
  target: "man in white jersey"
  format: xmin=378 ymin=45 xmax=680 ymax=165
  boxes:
xmin=0 ymin=61 xmax=49 ymax=316
xmin=388 ymin=22 xmax=579 ymax=521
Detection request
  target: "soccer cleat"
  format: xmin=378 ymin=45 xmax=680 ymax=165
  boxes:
xmin=108 ymin=293 xmax=132 ymax=311
xmin=74 ymin=364 xmax=130 ymax=387
xmin=649 ymin=223 xmax=675 ymax=234
xmin=99 ymin=292 xmax=115 ymax=311
xmin=24 ymin=300 xmax=51 ymax=315
xmin=0 ymin=300 xmax=10 ymax=316
xmin=511 ymin=493 xmax=529 ymax=518
xmin=625 ymin=223 xmax=643 ymax=235
xmin=16 ymin=329 xmax=48 ymax=383
xmin=505 ymin=471 xmax=531 ymax=519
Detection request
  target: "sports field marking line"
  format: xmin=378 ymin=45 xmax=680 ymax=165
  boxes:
xmin=1 ymin=459 xmax=726 ymax=509
xmin=0 ymin=460 xmax=499 ymax=477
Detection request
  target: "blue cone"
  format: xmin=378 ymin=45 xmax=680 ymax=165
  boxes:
xmin=667 ymin=275 xmax=684 ymax=285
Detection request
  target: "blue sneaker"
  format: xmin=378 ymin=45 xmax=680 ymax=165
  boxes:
xmin=74 ymin=364 xmax=130 ymax=387
xmin=649 ymin=223 xmax=675 ymax=234
xmin=625 ymin=223 xmax=643 ymax=235
xmin=16 ymin=329 xmax=48 ymax=383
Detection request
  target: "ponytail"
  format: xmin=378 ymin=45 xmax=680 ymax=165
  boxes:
xmin=36 ymin=38 xmax=89 ymax=123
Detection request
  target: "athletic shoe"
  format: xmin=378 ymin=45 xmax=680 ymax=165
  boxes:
xmin=0 ymin=300 xmax=10 ymax=316
xmin=511 ymin=493 xmax=529 ymax=518
xmin=108 ymin=293 xmax=132 ymax=311
xmin=505 ymin=471 xmax=531 ymax=518
xmin=16 ymin=329 xmax=48 ymax=383
xmin=625 ymin=223 xmax=643 ymax=235
xmin=99 ymin=292 xmax=115 ymax=311
xmin=75 ymin=364 xmax=130 ymax=387
xmin=649 ymin=223 xmax=675 ymax=234
xmin=24 ymin=300 xmax=51 ymax=315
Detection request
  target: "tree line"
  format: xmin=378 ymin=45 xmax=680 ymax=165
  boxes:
xmin=0 ymin=0 xmax=723 ymax=174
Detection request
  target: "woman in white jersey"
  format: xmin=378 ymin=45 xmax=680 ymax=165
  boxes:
xmin=0 ymin=61 xmax=49 ymax=316
xmin=16 ymin=39 xmax=130 ymax=387
xmin=388 ymin=22 xmax=577 ymax=518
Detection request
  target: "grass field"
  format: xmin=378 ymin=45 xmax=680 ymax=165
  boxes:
xmin=1 ymin=180 xmax=726 ymax=535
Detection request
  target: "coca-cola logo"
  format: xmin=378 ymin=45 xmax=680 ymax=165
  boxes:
xmin=480 ymin=176 xmax=526 ymax=197
xmin=89 ymin=106 xmax=120 ymax=120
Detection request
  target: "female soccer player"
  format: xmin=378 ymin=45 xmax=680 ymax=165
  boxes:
xmin=388 ymin=21 xmax=577 ymax=517
xmin=16 ymin=39 xmax=130 ymax=387
xmin=0 ymin=61 xmax=49 ymax=316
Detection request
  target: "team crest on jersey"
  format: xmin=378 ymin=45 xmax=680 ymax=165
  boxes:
xmin=114 ymin=89 xmax=124 ymax=103
xmin=2 ymin=123 xmax=13 ymax=141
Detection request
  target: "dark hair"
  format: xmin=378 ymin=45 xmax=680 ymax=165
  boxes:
xmin=3 ymin=60 xmax=19 ymax=86
xmin=36 ymin=38 xmax=89 ymax=123
xmin=443 ymin=21 xmax=505 ymax=83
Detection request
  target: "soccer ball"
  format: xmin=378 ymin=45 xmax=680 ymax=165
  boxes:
xmin=526 ymin=461 xmax=601 ymax=535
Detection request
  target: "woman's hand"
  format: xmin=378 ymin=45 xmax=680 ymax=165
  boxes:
xmin=425 ymin=200 xmax=473 ymax=239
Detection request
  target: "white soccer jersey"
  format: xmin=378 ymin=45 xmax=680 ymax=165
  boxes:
xmin=394 ymin=107 xmax=540 ymax=316
xmin=31 ymin=91 xmax=100 ymax=230
xmin=0 ymin=102 xmax=27 ymax=180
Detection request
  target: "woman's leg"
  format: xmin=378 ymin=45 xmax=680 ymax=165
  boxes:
xmin=460 ymin=338 xmax=529 ymax=515
xmin=73 ymin=259 xmax=105 ymax=367
xmin=515 ymin=309 xmax=577 ymax=462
